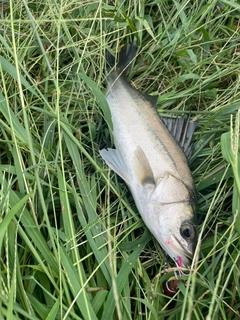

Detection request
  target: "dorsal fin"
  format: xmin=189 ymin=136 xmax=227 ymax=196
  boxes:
xmin=161 ymin=115 xmax=197 ymax=159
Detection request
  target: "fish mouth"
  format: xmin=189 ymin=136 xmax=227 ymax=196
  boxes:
xmin=173 ymin=256 xmax=191 ymax=276
xmin=172 ymin=236 xmax=193 ymax=269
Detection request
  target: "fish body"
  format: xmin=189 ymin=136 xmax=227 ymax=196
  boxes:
xmin=100 ymin=43 xmax=197 ymax=267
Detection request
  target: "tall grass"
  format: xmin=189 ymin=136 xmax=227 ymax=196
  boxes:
xmin=0 ymin=0 xmax=239 ymax=319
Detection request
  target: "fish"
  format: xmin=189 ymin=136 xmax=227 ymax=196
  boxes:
xmin=100 ymin=42 xmax=197 ymax=268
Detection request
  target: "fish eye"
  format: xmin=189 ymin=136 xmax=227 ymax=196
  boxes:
xmin=180 ymin=222 xmax=196 ymax=240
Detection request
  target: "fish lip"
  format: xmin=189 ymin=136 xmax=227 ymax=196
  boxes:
xmin=171 ymin=250 xmax=193 ymax=273
xmin=172 ymin=257 xmax=192 ymax=277
xmin=171 ymin=234 xmax=194 ymax=267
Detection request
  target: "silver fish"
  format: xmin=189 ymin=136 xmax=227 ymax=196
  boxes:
xmin=100 ymin=42 xmax=197 ymax=268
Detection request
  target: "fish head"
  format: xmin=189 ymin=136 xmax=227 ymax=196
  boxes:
xmin=144 ymin=174 xmax=197 ymax=268
xmin=148 ymin=201 xmax=197 ymax=268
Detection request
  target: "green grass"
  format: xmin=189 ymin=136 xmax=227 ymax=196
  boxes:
xmin=0 ymin=0 xmax=240 ymax=319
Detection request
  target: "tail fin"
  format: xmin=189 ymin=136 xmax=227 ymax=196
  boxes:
xmin=106 ymin=41 xmax=138 ymax=73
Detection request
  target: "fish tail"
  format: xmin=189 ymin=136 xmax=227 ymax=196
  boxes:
xmin=106 ymin=41 xmax=137 ymax=73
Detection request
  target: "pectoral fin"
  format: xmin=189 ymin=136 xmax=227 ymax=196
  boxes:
xmin=100 ymin=146 xmax=155 ymax=187
xmin=133 ymin=146 xmax=155 ymax=186
xmin=100 ymin=148 xmax=129 ymax=183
